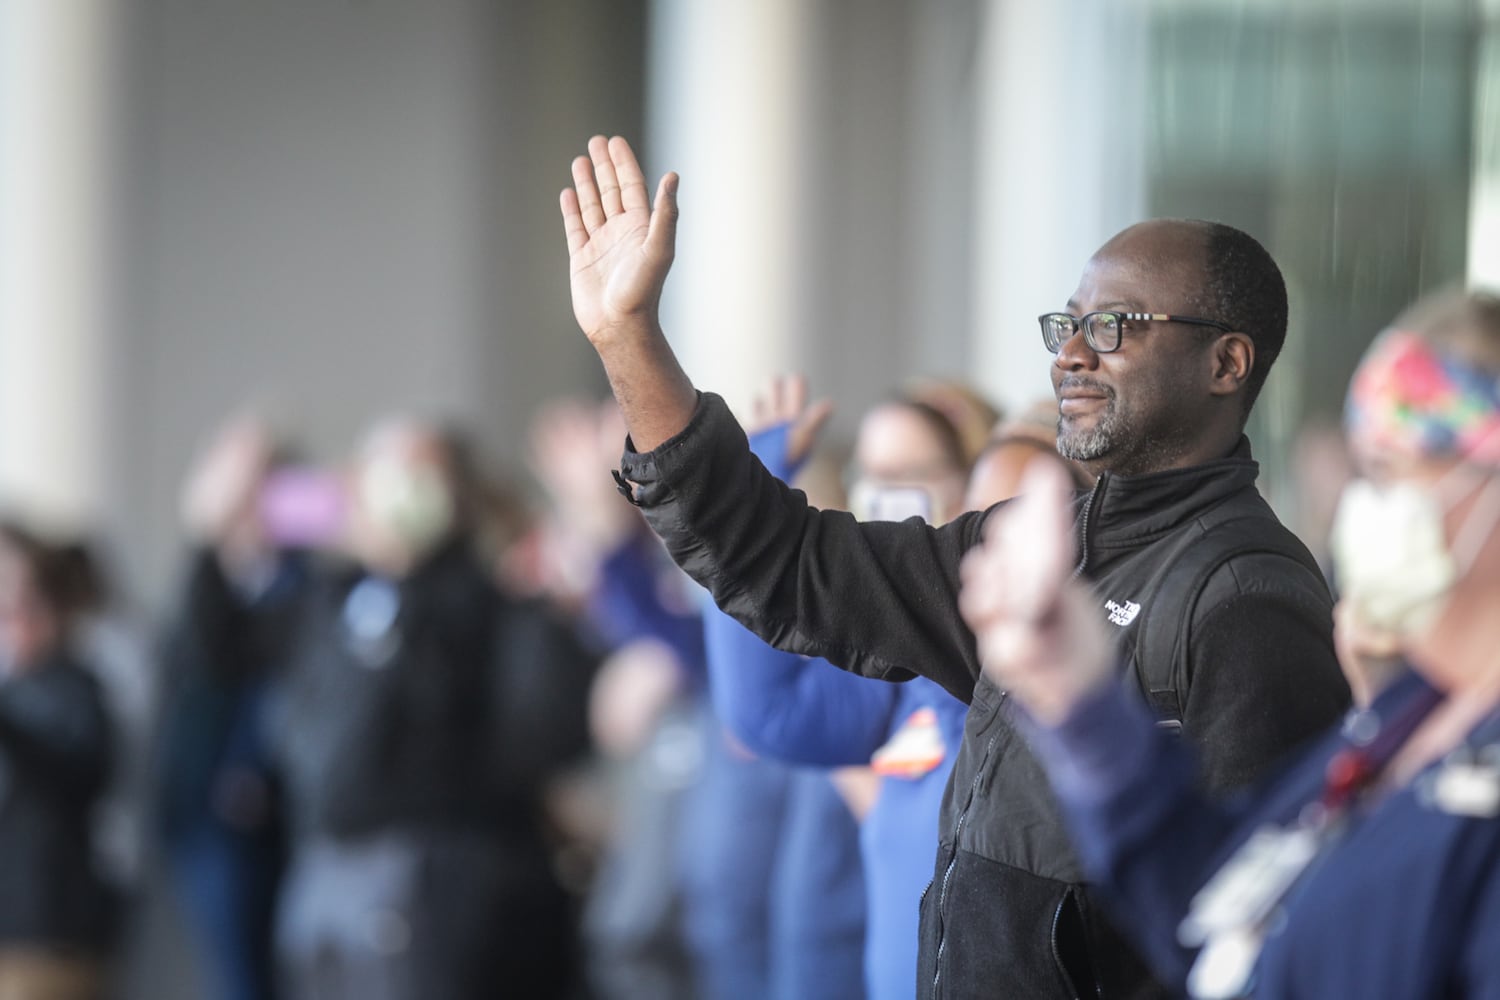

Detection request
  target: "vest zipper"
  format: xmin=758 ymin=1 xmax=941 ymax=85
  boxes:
xmin=1050 ymin=896 xmax=1083 ymax=1000
xmin=1071 ymin=474 xmax=1106 ymax=581
xmin=930 ymin=718 xmax=1003 ymax=999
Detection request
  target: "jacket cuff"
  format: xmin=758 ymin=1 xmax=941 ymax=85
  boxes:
xmin=616 ymin=392 xmax=741 ymax=506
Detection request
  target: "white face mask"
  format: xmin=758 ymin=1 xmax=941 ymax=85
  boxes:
xmin=357 ymin=457 xmax=455 ymax=562
xmin=1330 ymin=471 xmax=1500 ymax=640
xmin=849 ymin=481 xmax=935 ymax=524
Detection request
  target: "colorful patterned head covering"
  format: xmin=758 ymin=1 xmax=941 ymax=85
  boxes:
xmin=1345 ymin=320 xmax=1500 ymax=469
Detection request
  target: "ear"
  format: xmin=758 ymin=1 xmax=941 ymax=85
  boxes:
xmin=1207 ymin=333 xmax=1254 ymax=398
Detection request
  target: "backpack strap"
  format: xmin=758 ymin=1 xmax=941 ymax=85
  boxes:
xmin=1129 ymin=500 xmax=1324 ymax=729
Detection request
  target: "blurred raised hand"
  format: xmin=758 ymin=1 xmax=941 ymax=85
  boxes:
xmin=748 ymin=373 xmax=835 ymax=470
xmin=180 ymin=417 xmax=276 ymax=573
xmin=958 ymin=460 xmax=1112 ymax=726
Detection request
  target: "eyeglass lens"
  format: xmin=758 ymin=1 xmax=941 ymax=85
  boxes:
xmin=1042 ymin=312 xmax=1123 ymax=353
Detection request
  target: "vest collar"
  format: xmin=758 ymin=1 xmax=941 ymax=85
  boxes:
xmin=1078 ymin=435 xmax=1262 ymax=553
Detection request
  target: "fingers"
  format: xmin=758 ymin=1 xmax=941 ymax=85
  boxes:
xmin=559 ymin=189 xmax=588 ymax=255
xmin=768 ymin=373 xmax=811 ymax=425
xmin=958 ymin=539 xmax=1007 ymax=633
xmin=783 ymin=373 xmax=805 ymax=420
xmin=960 ymin=460 xmax=1076 ymax=631
xmin=751 ymin=381 xmax=773 ymax=431
xmin=609 ymin=136 xmax=651 ymax=214
xmin=995 ymin=461 xmax=1075 ymax=620
xmin=789 ymin=399 xmax=834 ymax=466
xmin=589 ymin=135 xmax=624 ymax=217
xmin=749 ymin=373 xmax=831 ymax=455
xmin=751 ymin=373 xmax=796 ymax=437
xmin=646 ymin=173 xmax=680 ymax=262
xmin=563 ymin=136 xmax=674 ymax=256
xmin=800 ymin=399 xmax=834 ymax=438
xmin=570 ymin=153 xmax=606 ymax=233
xmin=959 ymin=463 xmax=1113 ymax=723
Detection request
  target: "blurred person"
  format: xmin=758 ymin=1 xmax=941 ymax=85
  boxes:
xmin=958 ymin=289 xmax=1500 ymax=999
xmin=529 ymin=399 xmax=802 ymax=1000
xmin=559 ymin=135 xmax=1350 ymax=998
xmin=703 ymin=377 xmax=966 ymax=1000
xmin=48 ymin=539 xmax=159 ymax=996
xmin=472 ymin=477 xmax=554 ymax=602
xmin=754 ymin=765 xmax=866 ymax=1000
xmin=156 ymin=418 xmax=308 ymax=1000
xmin=578 ymin=639 xmax=700 ymax=1000
xmin=0 ymin=522 xmax=114 ymax=1000
xmin=900 ymin=377 xmax=1001 ymax=477
xmin=53 ymin=542 xmax=159 ymax=908
xmin=698 ymin=380 xmax=871 ymax=1000
xmin=1290 ymin=420 xmax=1356 ymax=587
xmin=265 ymin=417 xmax=597 ymax=1000
xmin=470 ymin=474 xmax=618 ymax=902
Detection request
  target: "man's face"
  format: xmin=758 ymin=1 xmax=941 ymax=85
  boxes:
xmin=1051 ymin=225 xmax=1218 ymax=477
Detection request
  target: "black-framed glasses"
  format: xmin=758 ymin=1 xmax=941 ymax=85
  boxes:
xmin=1038 ymin=311 xmax=1235 ymax=354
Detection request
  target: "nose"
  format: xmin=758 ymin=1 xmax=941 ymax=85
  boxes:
xmin=1053 ymin=326 xmax=1099 ymax=373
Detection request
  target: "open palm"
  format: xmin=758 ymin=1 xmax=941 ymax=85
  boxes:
xmin=561 ymin=135 xmax=679 ymax=339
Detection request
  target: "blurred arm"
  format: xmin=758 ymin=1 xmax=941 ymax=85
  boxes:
xmin=701 ymin=417 xmax=899 ymax=764
xmin=704 ymin=604 xmax=897 ymax=766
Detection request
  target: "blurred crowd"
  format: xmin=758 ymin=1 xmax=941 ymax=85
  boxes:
xmin=0 ymin=370 xmax=1094 ymax=1000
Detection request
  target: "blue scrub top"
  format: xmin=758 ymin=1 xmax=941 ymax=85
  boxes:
xmin=1031 ymin=670 xmax=1500 ymax=1000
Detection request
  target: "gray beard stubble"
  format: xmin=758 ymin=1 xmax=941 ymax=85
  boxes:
xmin=1056 ymin=399 xmax=1122 ymax=462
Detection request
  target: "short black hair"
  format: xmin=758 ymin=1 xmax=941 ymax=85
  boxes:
xmin=1186 ymin=221 xmax=1288 ymax=414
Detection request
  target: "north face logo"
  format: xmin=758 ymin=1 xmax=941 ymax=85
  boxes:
xmin=1105 ymin=598 xmax=1141 ymax=627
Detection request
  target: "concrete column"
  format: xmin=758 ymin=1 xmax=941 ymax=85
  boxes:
xmin=970 ymin=0 xmax=1150 ymax=415
xmin=0 ymin=2 xmax=119 ymax=532
xmin=646 ymin=0 xmax=814 ymax=415
xmin=1470 ymin=0 xmax=1500 ymax=288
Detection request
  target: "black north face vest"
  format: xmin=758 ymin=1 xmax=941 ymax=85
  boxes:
xmin=916 ymin=483 xmax=1327 ymax=1000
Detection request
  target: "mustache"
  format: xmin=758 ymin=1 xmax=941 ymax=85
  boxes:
xmin=1055 ymin=376 xmax=1115 ymax=400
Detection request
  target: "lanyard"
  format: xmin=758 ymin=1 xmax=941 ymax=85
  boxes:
xmin=1181 ymin=681 xmax=1445 ymax=1000
xmin=1319 ymin=684 xmax=1446 ymax=817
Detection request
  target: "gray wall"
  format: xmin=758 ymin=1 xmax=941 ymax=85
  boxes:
xmin=113 ymin=0 xmax=644 ymax=605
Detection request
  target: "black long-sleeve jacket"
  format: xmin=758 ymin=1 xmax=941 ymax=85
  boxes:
xmin=617 ymin=392 xmax=1350 ymax=1000
xmin=0 ymin=655 xmax=114 ymax=950
xmin=271 ymin=541 xmax=598 ymax=841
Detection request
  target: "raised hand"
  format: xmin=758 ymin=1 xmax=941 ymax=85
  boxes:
xmin=748 ymin=374 xmax=835 ymax=469
xmin=959 ymin=460 xmax=1112 ymax=725
xmin=181 ymin=416 xmax=273 ymax=544
xmin=561 ymin=135 xmax=679 ymax=343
